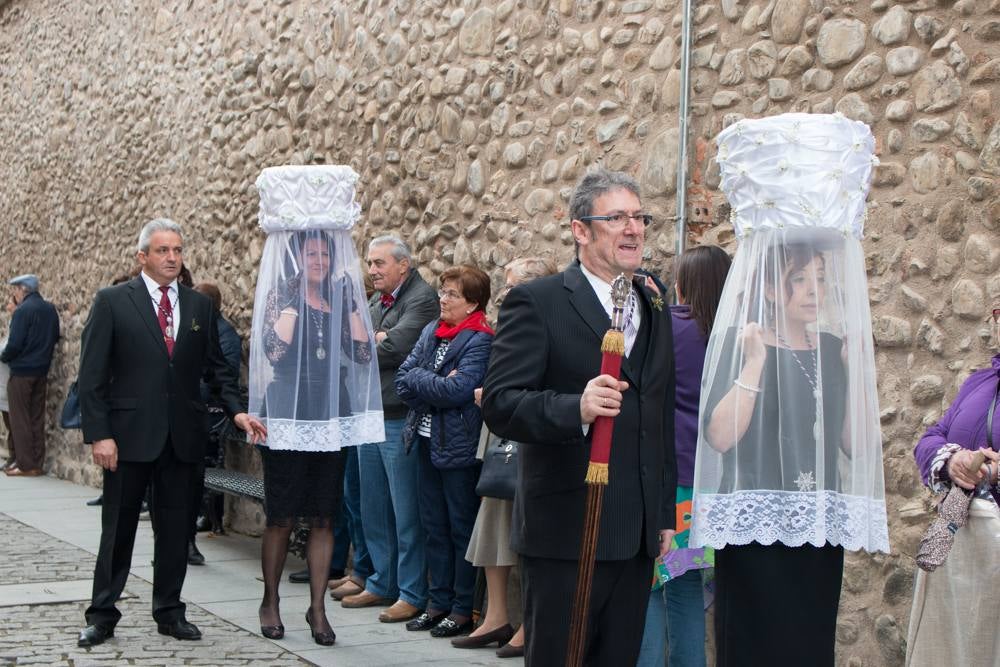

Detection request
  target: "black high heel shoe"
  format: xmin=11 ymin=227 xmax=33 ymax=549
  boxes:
xmin=259 ymin=606 xmax=284 ymax=639
xmin=305 ymin=609 xmax=336 ymax=646
xmin=260 ymin=624 xmax=285 ymax=640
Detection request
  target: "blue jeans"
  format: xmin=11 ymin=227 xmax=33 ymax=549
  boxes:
xmin=416 ymin=436 xmax=480 ymax=616
xmin=339 ymin=446 xmax=372 ymax=581
xmin=636 ymin=569 xmax=706 ymax=667
xmin=358 ymin=419 xmax=426 ymax=607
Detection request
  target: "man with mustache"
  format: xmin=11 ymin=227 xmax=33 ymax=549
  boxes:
xmin=76 ymin=218 xmax=266 ymax=647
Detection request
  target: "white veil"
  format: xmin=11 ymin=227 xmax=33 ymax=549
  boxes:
xmin=248 ymin=165 xmax=384 ymax=452
xmin=691 ymin=114 xmax=889 ymax=553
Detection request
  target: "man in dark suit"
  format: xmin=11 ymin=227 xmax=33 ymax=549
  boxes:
xmin=482 ymin=169 xmax=677 ymax=666
xmin=77 ymin=219 xmax=266 ymax=648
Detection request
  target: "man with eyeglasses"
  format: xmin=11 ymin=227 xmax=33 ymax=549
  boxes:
xmin=482 ymin=168 xmax=678 ymax=666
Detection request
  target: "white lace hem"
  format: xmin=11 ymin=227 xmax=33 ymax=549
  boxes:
xmin=255 ymin=411 xmax=385 ymax=451
xmin=690 ymin=490 xmax=890 ymax=554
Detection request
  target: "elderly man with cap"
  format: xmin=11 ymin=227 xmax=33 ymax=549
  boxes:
xmin=1 ymin=274 xmax=60 ymax=476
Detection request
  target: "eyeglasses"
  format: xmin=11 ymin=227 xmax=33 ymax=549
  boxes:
xmin=438 ymin=289 xmax=464 ymax=301
xmin=579 ymin=213 xmax=653 ymax=229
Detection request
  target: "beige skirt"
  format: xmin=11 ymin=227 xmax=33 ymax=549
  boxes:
xmin=906 ymin=498 xmax=1000 ymax=667
xmin=465 ymin=496 xmax=516 ymax=567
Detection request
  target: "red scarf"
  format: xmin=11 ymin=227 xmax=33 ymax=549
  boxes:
xmin=434 ymin=310 xmax=495 ymax=340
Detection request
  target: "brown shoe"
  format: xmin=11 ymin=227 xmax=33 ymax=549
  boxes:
xmin=5 ymin=467 xmax=42 ymax=477
xmin=341 ymin=590 xmax=390 ymax=608
xmin=327 ymin=575 xmax=351 ymax=590
xmin=378 ymin=600 xmax=422 ymax=623
xmin=329 ymin=578 xmax=364 ymax=601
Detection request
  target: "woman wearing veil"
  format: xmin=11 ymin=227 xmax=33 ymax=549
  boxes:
xmin=691 ymin=114 xmax=889 ymax=666
xmin=249 ymin=166 xmax=384 ymax=646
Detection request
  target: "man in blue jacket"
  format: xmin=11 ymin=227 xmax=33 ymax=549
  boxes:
xmin=2 ymin=274 xmax=60 ymax=477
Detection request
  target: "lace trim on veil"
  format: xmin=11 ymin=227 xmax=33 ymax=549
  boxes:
xmin=691 ymin=490 xmax=890 ymax=554
xmin=260 ymin=411 xmax=385 ymax=451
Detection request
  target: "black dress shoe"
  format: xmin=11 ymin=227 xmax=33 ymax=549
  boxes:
xmin=77 ymin=624 xmax=114 ymax=647
xmin=187 ymin=540 xmax=205 ymax=566
xmin=288 ymin=568 xmax=309 ymax=583
xmin=406 ymin=610 xmax=448 ymax=631
xmin=156 ymin=619 xmax=202 ymax=640
xmin=430 ymin=615 xmax=474 ymax=638
xmin=86 ymin=495 xmax=103 ymax=507
xmin=260 ymin=624 xmax=285 ymax=639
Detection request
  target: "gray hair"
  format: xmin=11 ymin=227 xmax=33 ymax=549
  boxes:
xmin=569 ymin=168 xmax=641 ymax=222
xmin=505 ymin=257 xmax=557 ymax=285
xmin=368 ymin=235 xmax=412 ymax=263
xmin=137 ymin=218 xmax=183 ymax=253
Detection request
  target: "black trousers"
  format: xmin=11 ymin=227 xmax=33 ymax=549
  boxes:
xmin=86 ymin=442 xmax=197 ymax=627
xmin=715 ymin=542 xmax=844 ymax=667
xmin=521 ymin=550 xmax=652 ymax=667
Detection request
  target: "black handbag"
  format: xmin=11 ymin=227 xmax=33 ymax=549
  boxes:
xmin=60 ymin=380 xmax=82 ymax=429
xmin=475 ymin=434 xmax=518 ymax=500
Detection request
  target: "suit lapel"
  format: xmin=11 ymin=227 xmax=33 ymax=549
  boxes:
xmin=565 ymin=265 xmax=644 ymax=388
xmin=565 ymin=265 xmax=610 ymax=345
xmin=173 ymin=286 xmax=194 ymax=350
xmin=128 ymin=278 xmax=170 ymax=356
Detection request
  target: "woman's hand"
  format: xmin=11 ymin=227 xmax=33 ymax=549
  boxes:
xmin=473 ymin=387 xmax=483 ymax=407
xmin=946 ymin=448 xmax=998 ymax=490
xmin=274 ymin=309 xmax=297 ymax=344
xmin=741 ymin=322 xmax=766 ymax=366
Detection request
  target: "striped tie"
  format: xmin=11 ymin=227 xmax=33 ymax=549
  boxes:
xmin=623 ymin=290 xmax=637 ymax=357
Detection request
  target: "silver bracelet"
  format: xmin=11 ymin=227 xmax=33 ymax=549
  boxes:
xmin=734 ymin=379 xmax=760 ymax=393
xmin=280 ymin=309 xmax=298 ymax=317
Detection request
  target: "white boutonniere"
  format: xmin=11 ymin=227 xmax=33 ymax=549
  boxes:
xmin=651 ymin=295 xmax=664 ymax=312
xmin=191 ymin=318 xmax=201 ymax=332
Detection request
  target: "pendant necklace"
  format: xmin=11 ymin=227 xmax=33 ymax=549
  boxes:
xmin=777 ymin=329 xmax=823 ymax=442
xmin=151 ymin=294 xmax=178 ymax=339
xmin=309 ymin=305 xmax=327 ymax=360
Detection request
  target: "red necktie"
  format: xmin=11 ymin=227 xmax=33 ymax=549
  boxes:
xmin=157 ymin=285 xmax=174 ymax=357
xmin=380 ymin=293 xmax=395 ymax=309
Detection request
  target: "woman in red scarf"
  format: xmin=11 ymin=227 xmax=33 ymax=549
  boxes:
xmin=395 ymin=266 xmax=494 ymax=638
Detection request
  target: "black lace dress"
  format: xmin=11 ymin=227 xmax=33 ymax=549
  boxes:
xmin=258 ymin=278 xmax=371 ymax=527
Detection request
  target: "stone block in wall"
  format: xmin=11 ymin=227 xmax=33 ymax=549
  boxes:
xmin=816 ymin=19 xmax=867 ymax=68
xmin=913 ymin=61 xmax=962 ymax=113
xmin=874 ymin=316 xmax=913 ymax=348
xmin=952 ymin=279 xmax=985 ymax=319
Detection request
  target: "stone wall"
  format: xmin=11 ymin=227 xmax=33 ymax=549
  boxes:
xmin=1 ymin=0 xmax=999 ymax=662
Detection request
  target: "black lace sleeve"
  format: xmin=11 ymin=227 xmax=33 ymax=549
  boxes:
xmin=263 ymin=277 xmax=300 ymax=364
xmin=339 ymin=278 xmax=373 ymax=363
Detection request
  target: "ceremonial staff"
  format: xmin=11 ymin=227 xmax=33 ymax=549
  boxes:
xmin=566 ymin=273 xmax=630 ymax=667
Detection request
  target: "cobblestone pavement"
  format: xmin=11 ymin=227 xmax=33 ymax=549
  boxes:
xmin=0 ymin=514 xmax=307 ymax=667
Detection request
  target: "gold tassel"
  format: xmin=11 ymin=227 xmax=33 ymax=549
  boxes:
xmin=601 ymin=330 xmax=625 ymax=356
xmin=585 ymin=462 xmax=609 ymax=485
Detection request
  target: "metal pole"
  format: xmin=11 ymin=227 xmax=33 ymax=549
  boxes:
xmin=674 ymin=0 xmax=694 ymax=262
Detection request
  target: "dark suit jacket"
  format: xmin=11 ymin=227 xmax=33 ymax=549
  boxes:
xmin=368 ymin=270 xmax=440 ymax=420
xmin=482 ymin=263 xmax=677 ymax=561
xmin=79 ymin=277 xmax=244 ymax=464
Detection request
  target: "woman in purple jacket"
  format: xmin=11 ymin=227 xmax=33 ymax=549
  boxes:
xmin=907 ymin=305 xmax=1000 ymax=666
xmin=638 ymin=245 xmax=731 ymax=667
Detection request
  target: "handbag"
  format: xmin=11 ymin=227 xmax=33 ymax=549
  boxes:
xmin=60 ymin=380 xmax=82 ymax=429
xmin=475 ymin=434 xmax=518 ymax=500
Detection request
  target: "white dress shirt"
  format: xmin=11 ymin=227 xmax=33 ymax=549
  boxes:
xmin=579 ymin=262 xmax=641 ymax=356
xmin=140 ymin=271 xmax=180 ymax=335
